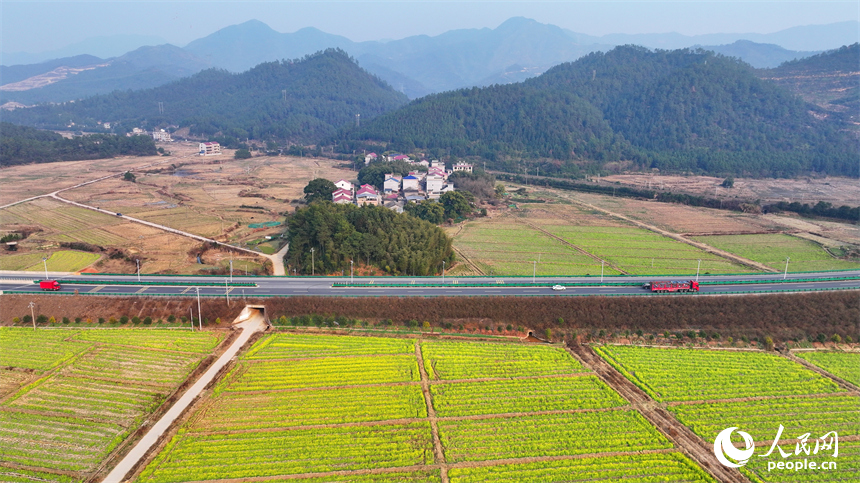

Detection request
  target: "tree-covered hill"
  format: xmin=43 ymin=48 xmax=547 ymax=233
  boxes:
xmin=0 ymin=122 xmax=156 ymax=166
xmin=3 ymin=49 xmax=409 ymax=143
xmin=338 ymin=46 xmax=858 ymax=178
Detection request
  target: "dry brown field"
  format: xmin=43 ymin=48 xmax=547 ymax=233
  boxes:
xmin=599 ymin=174 xmax=859 ymax=207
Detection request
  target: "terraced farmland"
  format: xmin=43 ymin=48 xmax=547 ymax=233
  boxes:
xmin=597 ymin=344 xmax=858 ymax=483
xmin=22 ymin=250 xmax=100 ymax=272
xmin=695 ymin=233 xmax=860 ymax=272
xmin=795 ymin=351 xmax=860 ymax=386
xmin=596 ymin=345 xmax=841 ymax=401
xmin=0 ymin=328 xmax=222 ymax=482
xmin=137 ymin=333 xmax=718 ymax=483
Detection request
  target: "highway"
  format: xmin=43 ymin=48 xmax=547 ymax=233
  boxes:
xmin=1 ymin=270 xmax=858 ymax=297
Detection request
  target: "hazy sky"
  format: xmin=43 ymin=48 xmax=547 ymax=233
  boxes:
xmin=2 ymin=1 xmax=858 ymax=53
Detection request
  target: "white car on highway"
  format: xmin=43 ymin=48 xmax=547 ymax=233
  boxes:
xmin=552 ymin=285 xmax=566 ymax=291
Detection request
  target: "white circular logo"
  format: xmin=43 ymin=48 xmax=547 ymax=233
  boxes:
xmin=714 ymin=427 xmax=755 ymax=468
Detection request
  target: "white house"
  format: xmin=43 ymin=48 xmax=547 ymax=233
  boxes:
xmin=452 ymin=162 xmax=473 ymax=173
xmin=152 ymin=130 xmax=171 ymax=142
xmin=402 ymin=174 xmax=421 ymax=191
xmin=425 ymin=174 xmax=445 ymax=193
xmin=364 ymin=152 xmax=378 ymax=165
xmin=356 ymin=184 xmax=380 ymax=206
xmin=199 ymin=142 xmax=221 ymax=156
xmin=335 ymin=179 xmax=354 ymax=193
xmin=383 ymin=174 xmax=402 ymax=193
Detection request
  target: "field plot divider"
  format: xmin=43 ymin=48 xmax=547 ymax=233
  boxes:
xmin=519 ymin=219 xmax=629 ymax=275
xmin=783 ymin=351 xmax=860 ymax=393
xmin=415 ymin=341 xmax=449 ymax=483
xmin=566 ymin=344 xmax=751 ymax=483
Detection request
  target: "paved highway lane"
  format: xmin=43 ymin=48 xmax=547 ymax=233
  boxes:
xmin=1 ymin=270 xmax=858 ymax=297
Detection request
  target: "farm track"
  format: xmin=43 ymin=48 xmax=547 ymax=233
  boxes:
xmin=567 ymin=343 xmax=751 ymax=483
xmin=451 ymin=246 xmax=486 ymax=275
xmin=554 ymin=195 xmax=777 ymax=273
xmin=783 ymin=351 xmax=860 ymax=393
xmin=415 ymin=342 xmax=449 ymax=483
xmin=518 ymin=219 xmax=629 ymax=275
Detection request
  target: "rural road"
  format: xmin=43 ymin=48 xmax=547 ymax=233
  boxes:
xmin=102 ymin=313 xmax=268 ymax=483
xmin=1 ymin=271 xmax=858 ymax=298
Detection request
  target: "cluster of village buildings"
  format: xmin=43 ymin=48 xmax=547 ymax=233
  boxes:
xmin=332 ymin=155 xmax=473 ymax=212
xmin=128 ymin=127 xmax=175 ymax=143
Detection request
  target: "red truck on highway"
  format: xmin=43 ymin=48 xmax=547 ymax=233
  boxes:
xmin=39 ymin=280 xmax=61 ymax=291
xmin=643 ymin=280 xmax=699 ymax=293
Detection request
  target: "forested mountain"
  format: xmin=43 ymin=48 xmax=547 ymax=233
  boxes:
xmin=758 ymin=44 xmax=859 ymax=132
xmin=2 ymin=49 xmax=408 ymax=143
xmin=338 ymin=46 xmax=858 ymax=178
xmin=0 ymin=122 xmax=156 ymax=166
xmin=698 ymin=40 xmax=816 ymax=68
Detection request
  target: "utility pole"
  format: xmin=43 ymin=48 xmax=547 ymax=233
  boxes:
xmin=442 ymin=261 xmax=446 ymax=284
xmin=42 ymin=257 xmax=48 ymax=280
xmin=225 ymin=279 xmax=230 ymax=306
xmin=601 ymin=260 xmax=605 ymax=283
xmin=28 ymin=301 xmax=36 ymax=331
xmin=533 ymin=260 xmax=537 ymax=284
xmin=230 ymin=256 xmax=233 ymax=282
xmin=189 ymin=307 xmax=193 ymax=331
xmin=310 ymin=248 xmax=315 ymax=276
xmin=136 ymin=259 xmax=141 ymax=282
xmin=696 ymin=259 xmax=701 ymax=282
xmin=196 ymin=287 xmax=202 ymax=330
xmin=784 ymin=257 xmax=790 ymax=280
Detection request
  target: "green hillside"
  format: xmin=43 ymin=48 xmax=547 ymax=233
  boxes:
xmin=4 ymin=49 xmax=408 ymax=143
xmin=338 ymin=46 xmax=857 ymax=178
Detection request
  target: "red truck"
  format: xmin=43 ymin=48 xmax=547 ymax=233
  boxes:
xmin=643 ymin=280 xmax=699 ymax=293
xmin=39 ymin=280 xmax=61 ymax=291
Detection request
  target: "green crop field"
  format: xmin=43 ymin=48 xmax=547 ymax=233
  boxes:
xmin=438 ymin=410 xmax=671 ymax=462
xmin=23 ymin=250 xmax=100 ymax=272
xmin=695 ymin=233 xmax=860 ymax=272
xmin=541 ymin=225 xmax=749 ymax=275
xmin=431 ymin=375 xmax=624 ymax=417
xmin=5 ymin=201 xmax=127 ymax=246
xmin=422 ymin=340 xmax=586 ymax=380
xmin=72 ymin=329 xmax=224 ymax=354
xmin=0 ymin=252 xmax=46 ymax=270
xmin=139 ymin=333 xmax=704 ymax=483
xmin=447 ymin=452 xmax=716 ymax=483
xmin=596 ymin=345 xmax=840 ymax=401
xmin=0 ymin=328 xmax=221 ymax=481
xmin=740 ymin=440 xmax=859 ymax=483
xmin=795 ymin=351 xmax=860 ymax=386
xmin=453 ymin=220 xmax=614 ymax=276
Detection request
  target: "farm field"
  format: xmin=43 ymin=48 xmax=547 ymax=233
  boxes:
xmin=0 ymin=328 xmax=223 ymax=482
xmin=596 ymin=345 xmax=841 ymax=402
xmin=597 ymin=344 xmax=858 ymax=483
xmin=795 ymin=351 xmax=860 ymax=386
xmin=450 ymin=217 xmax=613 ymax=276
xmin=694 ymin=233 xmax=860 ymax=272
xmin=135 ymin=333 xmax=713 ymax=483
xmin=22 ymin=250 xmax=100 ymax=272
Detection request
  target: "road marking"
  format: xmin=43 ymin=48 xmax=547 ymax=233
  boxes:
xmin=89 ymin=286 xmax=105 ymax=293
xmin=135 ymin=287 xmax=149 ymax=294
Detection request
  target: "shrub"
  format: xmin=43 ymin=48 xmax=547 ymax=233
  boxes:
xmin=98 ymin=318 xmax=105 ymax=325
xmin=119 ymin=316 xmax=128 ymax=324
xmin=180 ymin=316 xmax=187 ymax=323
xmin=506 ymin=324 xmax=513 ymax=331
xmin=132 ymin=316 xmax=141 ymax=325
xmin=817 ymin=333 xmax=827 ymax=343
xmin=557 ymin=317 xmax=564 ymax=326
xmin=63 ymin=317 xmax=70 ymax=324
xmin=727 ymin=336 xmax=734 ymax=346
xmin=215 ymin=317 xmax=221 ymax=325
xmin=74 ymin=317 xmax=81 ymax=324
xmin=764 ymin=336 xmax=774 ymax=351
xmin=846 ymin=335 xmax=854 ymax=343
xmin=36 ymin=315 xmax=48 ymax=324
xmin=48 ymin=316 xmax=56 ymax=324
xmin=545 ymin=328 xmax=553 ymax=341
xmin=143 ymin=317 xmax=152 ymax=325
xmin=422 ymin=321 xmax=431 ymax=331
xmin=831 ymin=334 xmax=842 ymax=343
xmin=12 ymin=317 xmax=20 ymax=324
xmin=279 ymin=315 xmax=288 ymax=324
xmin=167 ymin=315 xmax=176 ymax=322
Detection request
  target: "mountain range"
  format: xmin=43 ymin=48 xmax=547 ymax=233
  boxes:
xmin=2 ymin=18 xmax=857 ymax=103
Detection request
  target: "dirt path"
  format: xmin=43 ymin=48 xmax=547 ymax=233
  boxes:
xmin=102 ymin=315 xmax=268 ymax=483
xmin=415 ymin=342 xmax=449 ymax=483
xmin=567 ymin=344 xmax=751 ymax=483
xmin=266 ymin=243 xmax=290 ymax=276
xmin=451 ymin=246 xmax=485 ymax=275
xmin=555 ymin=195 xmax=777 ymax=273
xmin=519 ymin=219 xmax=629 ymax=275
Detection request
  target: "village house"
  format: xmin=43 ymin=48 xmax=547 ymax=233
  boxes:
xmin=402 ymin=174 xmax=421 ymax=191
xmin=383 ymin=174 xmax=402 ymax=193
xmin=332 ymin=188 xmax=353 ymax=204
xmin=199 ymin=142 xmax=221 ymax=156
xmin=335 ymin=179 xmax=354 ymax=193
xmin=452 ymin=162 xmax=473 ymax=173
xmin=152 ymin=129 xmax=171 ymax=142
xmin=364 ymin=152 xmax=377 ymax=165
xmin=355 ymin=184 xmax=380 ymax=206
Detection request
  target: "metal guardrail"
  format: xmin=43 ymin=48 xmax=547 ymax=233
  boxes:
xmin=331 ymin=276 xmax=860 ymax=288
xmin=34 ymin=280 xmax=256 ymax=287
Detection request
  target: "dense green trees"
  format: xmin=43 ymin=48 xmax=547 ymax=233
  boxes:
xmin=404 ymin=200 xmax=445 ymax=224
xmin=3 ymin=49 xmax=408 ymax=144
xmin=303 ymin=178 xmax=337 ymax=203
xmin=337 ymin=46 xmax=858 ymax=178
xmin=0 ymin=122 xmax=156 ymax=166
xmin=285 ymin=202 xmax=453 ymax=275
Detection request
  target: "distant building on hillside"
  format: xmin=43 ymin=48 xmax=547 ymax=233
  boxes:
xmin=335 ymin=179 xmax=354 ymax=193
xmin=364 ymin=152 xmax=378 ymax=165
xmin=199 ymin=142 xmax=221 ymax=156
xmin=452 ymin=162 xmax=473 ymax=173
xmin=152 ymin=130 xmax=172 ymax=142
